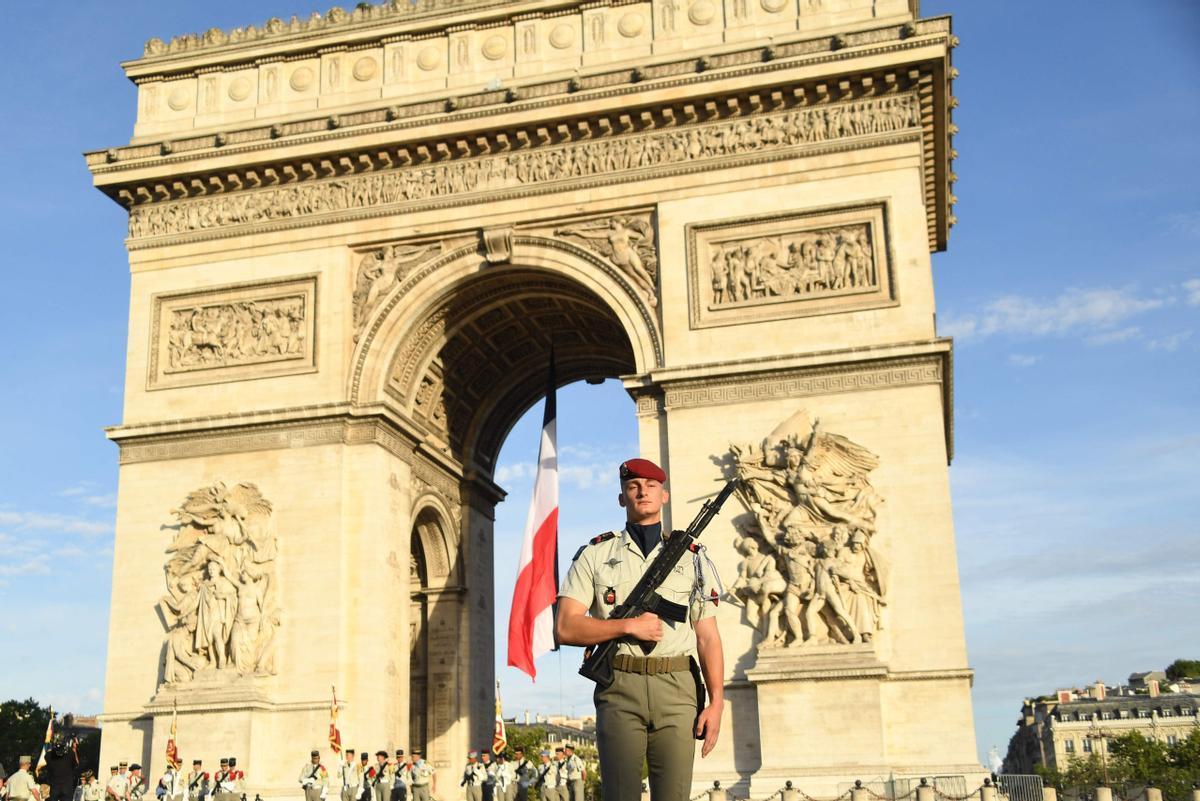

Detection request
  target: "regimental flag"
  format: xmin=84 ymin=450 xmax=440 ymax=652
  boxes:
xmin=492 ymin=681 xmax=508 ymax=756
xmin=329 ymin=685 xmax=342 ymax=755
xmin=35 ymin=707 xmax=54 ymax=777
xmin=166 ymin=703 xmax=181 ymax=770
xmin=506 ymin=355 xmax=560 ymax=679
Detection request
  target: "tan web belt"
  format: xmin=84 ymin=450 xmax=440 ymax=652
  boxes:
xmin=612 ymin=654 xmax=691 ymax=674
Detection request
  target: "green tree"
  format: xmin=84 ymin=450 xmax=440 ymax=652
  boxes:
xmin=1165 ymin=659 xmax=1200 ymax=682
xmin=0 ymin=699 xmax=53 ymax=779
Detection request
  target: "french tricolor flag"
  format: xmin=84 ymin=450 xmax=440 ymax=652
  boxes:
xmin=507 ymin=357 xmax=559 ymax=679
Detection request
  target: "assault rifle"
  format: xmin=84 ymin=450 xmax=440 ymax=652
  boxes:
xmin=578 ymin=479 xmax=738 ymax=688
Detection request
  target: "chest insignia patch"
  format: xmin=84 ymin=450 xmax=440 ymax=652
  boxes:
xmin=605 ymin=558 xmax=621 ymax=569
xmin=603 ymin=587 xmax=616 ymax=605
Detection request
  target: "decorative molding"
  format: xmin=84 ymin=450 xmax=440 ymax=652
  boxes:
xmin=125 ymin=93 xmax=921 ymax=244
xmin=685 ymin=201 xmax=895 ymax=329
xmin=552 ymin=210 xmax=658 ymax=308
xmin=148 ymin=275 xmax=317 ymax=390
xmin=660 ymin=352 xmax=945 ymax=411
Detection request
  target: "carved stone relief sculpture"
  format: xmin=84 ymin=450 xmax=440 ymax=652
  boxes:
xmin=149 ymin=276 xmax=318 ymax=389
xmin=353 ymin=241 xmax=443 ymax=338
xmin=724 ymin=409 xmax=888 ymax=648
xmin=128 ymin=94 xmax=920 ymax=241
xmin=555 ymin=213 xmax=659 ymax=307
xmin=159 ymin=482 xmax=281 ymax=685
xmin=687 ymin=202 xmax=894 ymax=328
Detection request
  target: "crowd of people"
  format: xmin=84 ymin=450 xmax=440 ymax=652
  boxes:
xmin=297 ymin=744 xmax=587 ymax=801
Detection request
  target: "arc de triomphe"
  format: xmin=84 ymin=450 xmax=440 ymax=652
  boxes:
xmin=86 ymin=0 xmax=979 ymax=795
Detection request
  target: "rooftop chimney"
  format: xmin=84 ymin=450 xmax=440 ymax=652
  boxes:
xmin=1148 ymin=680 xmax=1160 ymax=698
xmin=1091 ymin=681 xmax=1106 ymax=701
xmin=1057 ymin=690 xmax=1072 ymax=704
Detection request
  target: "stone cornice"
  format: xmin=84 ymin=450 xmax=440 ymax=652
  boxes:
xmin=88 ymin=19 xmax=955 ymax=250
xmin=637 ymin=339 xmax=955 ymax=462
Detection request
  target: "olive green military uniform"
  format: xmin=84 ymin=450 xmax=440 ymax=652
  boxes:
xmin=560 ymin=527 xmax=718 ymax=801
xmin=8 ymin=764 xmax=41 ymax=801
xmin=407 ymin=758 xmax=434 ymax=801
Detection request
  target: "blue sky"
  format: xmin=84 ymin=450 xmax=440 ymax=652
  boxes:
xmin=0 ymin=0 xmax=1196 ymax=770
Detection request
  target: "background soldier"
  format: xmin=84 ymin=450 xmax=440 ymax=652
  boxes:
xmin=562 ymin=746 xmax=584 ymax=801
xmin=225 ymin=760 xmax=243 ymax=798
xmin=339 ymin=750 xmax=360 ymax=801
xmin=556 ymin=459 xmax=725 ymax=801
xmin=491 ymin=754 xmax=512 ymax=801
xmin=478 ymin=752 xmax=494 ymax=801
xmin=81 ymin=771 xmax=103 ymax=801
xmin=106 ymin=763 xmax=129 ymax=801
xmin=127 ymin=766 xmax=145 ymax=801
xmin=371 ymin=753 xmax=391 ymax=801
xmin=156 ymin=763 xmax=182 ymax=801
xmin=389 ymin=751 xmax=406 ymax=801
xmin=211 ymin=760 xmax=232 ymax=801
xmin=510 ymin=749 xmax=533 ymax=801
xmin=459 ymin=753 xmax=485 ymax=801
xmin=533 ymin=753 xmax=558 ymax=801
xmin=406 ymin=750 xmax=433 ymax=801
xmin=184 ymin=761 xmax=207 ymax=801
xmin=7 ymin=757 xmax=43 ymax=801
xmin=298 ymin=751 xmax=327 ymax=801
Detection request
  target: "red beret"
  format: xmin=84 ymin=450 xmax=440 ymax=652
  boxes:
xmin=619 ymin=458 xmax=666 ymax=483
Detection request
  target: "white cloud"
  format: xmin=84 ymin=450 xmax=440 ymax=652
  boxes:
xmin=1006 ymin=354 xmax=1040 ymax=367
xmin=0 ymin=555 xmax=51 ymax=579
xmin=0 ymin=511 xmax=113 ymax=536
xmin=1148 ymin=330 xmax=1194 ymax=351
xmin=58 ymin=482 xmax=118 ymax=508
xmin=1167 ymin=212 xmax=1200 ymax=239
xmin=942 ymin=286 xmax=1164 ymax=343
xmin=1085 ymin=325 xmax=1141 ymax=345
xmin=1184 ymin=279 xmax=1200 ymax=306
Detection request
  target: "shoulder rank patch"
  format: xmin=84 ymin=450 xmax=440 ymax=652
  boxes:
xmin=571 ymin=532 xmax=617 ymax=562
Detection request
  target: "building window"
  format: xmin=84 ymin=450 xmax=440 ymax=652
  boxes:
xmin=1064 ymin=739 xmax=1075 ymax=753
xmin=1167 ymin=735 xmax=1178 ymax=746
xmin=1161 ymin=708 xmax=1174 ymax=717
xmin=1182 ymin=708 xmax=1196 ymax=716
xmin=1083 ymin=739 xmax=1093 ymax=753
xmin=1119 ymin=710 xmax=1130 ymax=719
xmin=1060 ymin=712 xmax=1072 ymax=722
xmin=1101 ymin=711 xmax=1113 ymax=720
xmin=1137 ymin=709 xmax=1151 ymax=718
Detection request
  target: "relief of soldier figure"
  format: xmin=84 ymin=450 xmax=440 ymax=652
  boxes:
xmin=709 ymin=223 xmax=876 ymax=308
xmin=159 ymin=482 xmax=281 ymax=684
xmin=167 ymin=298 xmax=305 ymax=371
xmin=724 ymin=409 xmax=889 ymax=648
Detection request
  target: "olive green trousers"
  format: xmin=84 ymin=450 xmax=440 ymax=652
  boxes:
xmin=595 ymin=668 xmax=698 ymax=801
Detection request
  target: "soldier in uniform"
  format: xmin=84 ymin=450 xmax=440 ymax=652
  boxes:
xmin=371 ymin=753 xmax=391 ymax=801
xmin=388 ymin=751 xmax=406 ymax=801
xmin=225 ymin=760 xmax=243 ymax=798
xmin=210 ymin=760 xmax=232 ymax=801
xmin=510 ymin=749 xmax=533 ymax=801
xmin=459 ymin=753 xmax=485 ymax=801
xmin=561 ymin=746 xmax=584 ymax=801
xmin=127 ymin=766 xmax=145 ymax=801
xmin=491 ymin=754 xmax=512 ymax=801
xmin=533 ymin=753 xmax=558 ymax=801
xmin=338 ymin=750 xmax=360 ymax=801
xmin=184 ymin=761 xmax=208 ymax=801
xmin=81 ymin=771 xmax=104 ymax=801
xmin=557 ymin=458 xmax=725 ymax=801
xmin=157 ymin=763 xmax=183 ymax=801
xmin=356 ymin=754 xmax=372 ymax=801
xmin=478 ymin=752 xmax=494 ymax=801
xmin=106 ymin=763 xmax=130 ymax=801
xmin=406 ymin=750 xmax=433 ymax=801
xmin=7 ymin=757 xmax=42 ymax=801
xmin=299 ymin=751 xmax=328 ymax=801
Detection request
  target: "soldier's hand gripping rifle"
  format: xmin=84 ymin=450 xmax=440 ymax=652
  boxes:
xmin=578 ymin=479 xmax=738 ymax=688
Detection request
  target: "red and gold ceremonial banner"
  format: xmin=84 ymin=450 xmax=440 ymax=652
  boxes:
xmin=492 ymin=682 xmax=508 ymax=755
xmin=329 ymin=685 xmax=342 ymax=755
xmin=166 ymin=703 xmax=181 ymax=769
